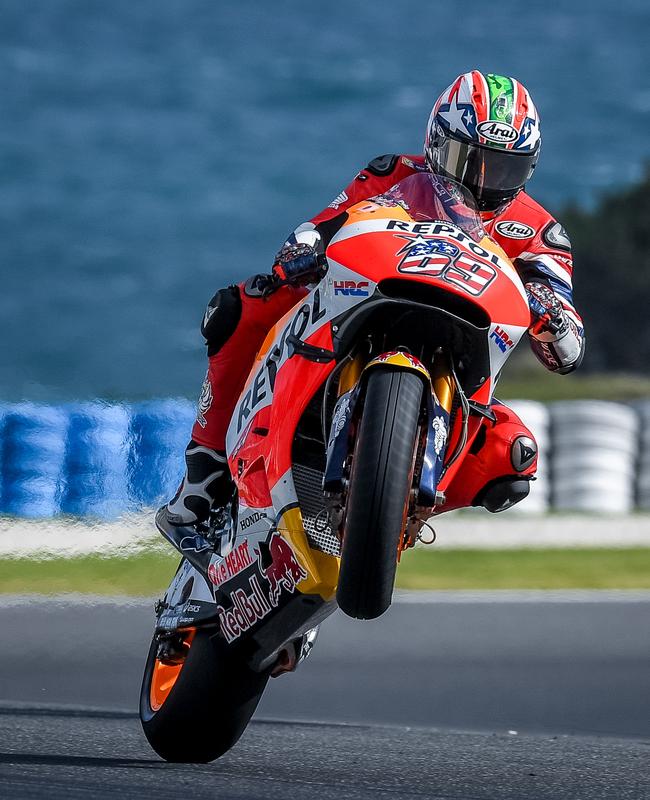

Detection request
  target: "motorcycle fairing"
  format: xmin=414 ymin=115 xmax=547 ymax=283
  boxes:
xmin=326 ymin=208 xmax=530 ymax=398
xmin=157 ymin=173 xmax=535 ymax=659
xmin=225 ymin=262 xmax=378 ymax=458
xmin=156 ymin=501 xmax=336 ymax=661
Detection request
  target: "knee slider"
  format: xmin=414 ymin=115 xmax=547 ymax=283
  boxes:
xmin=201 ymin=285 xmax=242 ymax=356
xmin=475 ymin=477 xmax=531 ymax=513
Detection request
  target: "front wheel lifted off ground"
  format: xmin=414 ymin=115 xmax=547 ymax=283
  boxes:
xmin=140 ymin=628 xmax=269 ymax=763
xmin=337 ymin=368 xmax=423 ymax=620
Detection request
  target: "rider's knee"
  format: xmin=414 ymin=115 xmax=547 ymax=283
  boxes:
xmin=443 ymin=404 xmax=538 ymax=513
xmin=470 ymin=405 xmax=538 ymax=512
xmin=201 ymin=285 xmax=243 ymax=357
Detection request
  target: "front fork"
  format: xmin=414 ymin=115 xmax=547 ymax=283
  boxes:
xmin=323 ymin=350 xmax=455 ymax=517
xmin=418 ymin=357 xmax=455 ymax=507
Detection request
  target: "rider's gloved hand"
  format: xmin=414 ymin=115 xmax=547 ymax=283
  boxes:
xmin=272 ymin=230 xmax=326 ymax=287
xmin=525 ymin=281 xmax=569 ymax=337
xmin=525 ymin=281 xmax=584 ymax=374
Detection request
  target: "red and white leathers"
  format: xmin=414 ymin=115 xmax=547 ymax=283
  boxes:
xmin=168 ymin=153 xmax=584 ymax=523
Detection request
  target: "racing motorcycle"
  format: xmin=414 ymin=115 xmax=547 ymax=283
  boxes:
xmin=140 ymin=172 xmax=537 ymax=762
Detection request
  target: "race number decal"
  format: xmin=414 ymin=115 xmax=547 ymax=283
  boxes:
xmin=395 ymin=235 xmax=459 ymax=275
xmin=442 ymin=252 xmax=497 ymax=296
xmin=395 ymin=232 xmax=497 ymax=296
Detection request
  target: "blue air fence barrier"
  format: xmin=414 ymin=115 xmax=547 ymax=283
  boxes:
xmin=0 ymin=403 xmax=68 ymax=518
xmin=127 ymin=399 xmax=196 ymax=508
xmin=59 ymin=403 xmax=132 ymax=519
xmin=0 ymin=405 xmax=5 ymax=507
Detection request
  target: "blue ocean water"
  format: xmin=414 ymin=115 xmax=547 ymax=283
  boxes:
xmin=1 ymin=0 xmax=649 ymax=400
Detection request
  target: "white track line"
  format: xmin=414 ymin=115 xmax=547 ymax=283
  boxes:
xmin=1 ymin=591 xmax=650 ymax=607
xmin=393 ymin=589 xmax=650 ymax=604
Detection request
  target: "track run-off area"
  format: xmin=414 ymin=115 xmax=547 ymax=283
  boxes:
xmin=1 ymin=592 xmax=649 ymax=799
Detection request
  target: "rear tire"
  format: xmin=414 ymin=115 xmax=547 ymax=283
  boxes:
xmin=337 ymin=368 xmax=423 ymax=620
xmin=140 ymin=629 xmax=269 ymax=763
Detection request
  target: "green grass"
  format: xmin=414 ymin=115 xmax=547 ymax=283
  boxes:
xmin=396 ymin=548 xmax=650 ymax=590
xmin=1 ymin=547 xmax=650 ymax=595
xmin=0 ymin=551 xmax=179 ymax=596
xmin=497 ymin=370 xmax=650 ymax=403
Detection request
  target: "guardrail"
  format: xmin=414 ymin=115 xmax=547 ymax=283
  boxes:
xmin=0 ymin=399 xmax=647 ymax=519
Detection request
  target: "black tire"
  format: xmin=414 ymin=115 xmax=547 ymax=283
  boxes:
xmin=140 ymin=629 xmax=269 ymax=763
xmin=337 ymin=368 xmax=423 ymax=620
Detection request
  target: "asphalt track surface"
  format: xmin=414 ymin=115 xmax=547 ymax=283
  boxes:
xmin=1 ymin=593 xmax=649 ymax=799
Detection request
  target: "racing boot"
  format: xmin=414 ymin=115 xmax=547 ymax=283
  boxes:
xmin=164 ymin=439 xmax=231 ymax=526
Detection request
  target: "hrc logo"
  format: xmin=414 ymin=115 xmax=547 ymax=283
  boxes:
xmin=334 ymin=280 xmax=370 ymax=296
xmin=490 ymin=325 xmax=515 ymax=353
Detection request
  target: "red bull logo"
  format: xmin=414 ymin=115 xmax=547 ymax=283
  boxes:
xmin=260 ymin=532 xmax=308 ymax=606
xmin=216 ymin=532 xmax=308 ymax=644
xmin=217 ymin=575 xmax=272 ymax=643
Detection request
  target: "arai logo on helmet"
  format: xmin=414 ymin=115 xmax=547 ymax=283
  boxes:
xmin=477 ymin=120 xmax=518 ymax=144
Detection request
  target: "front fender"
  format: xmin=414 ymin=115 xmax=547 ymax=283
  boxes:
xmin=363 ymin=351 xmax=432 ymax=382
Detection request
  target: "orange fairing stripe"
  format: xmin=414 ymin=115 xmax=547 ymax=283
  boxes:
xmin=149 ymin=629 xmax=196 ymax=713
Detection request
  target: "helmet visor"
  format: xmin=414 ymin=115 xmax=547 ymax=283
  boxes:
xmin=436 ymin=136 xmax=538 ymax=209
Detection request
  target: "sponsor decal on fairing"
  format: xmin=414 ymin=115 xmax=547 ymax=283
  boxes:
xmin=368 ymin=351 xmax=428 ymax=373
xmin=489 ymin=325 xmax=515 ymax=353
xmin=258 ymin=531 xmax=308 ymax=606
xmin=217 ymin=574 xmax=272 ymax=643
xmin=239 ymin=510 xmax=267 ymax=531
xmin=232 ymin=287 xmax=329 ymax=435
xmin=226 ymin=265 xmax=375 ymax=452
xmin=487 ymin=321 xmax=526 ymax=377
xmin=394 ymin=231 xmax=497 ymax=297
xmin=333 ymin=280 xmax=369 ymax=296
xmin=216 ymin=532 xmax=307 ymax=643
xmin=329 ymin=218 xmax=528 ymax=303
xmin=207 ymin=539 xmax=254 ymax=587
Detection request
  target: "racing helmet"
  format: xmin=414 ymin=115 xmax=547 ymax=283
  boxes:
xmin=425 ymin=71 xmax=541 ymax=214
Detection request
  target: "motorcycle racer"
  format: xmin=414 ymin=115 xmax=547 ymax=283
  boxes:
xmin=166 ymin=71 xmax=585 ymax=529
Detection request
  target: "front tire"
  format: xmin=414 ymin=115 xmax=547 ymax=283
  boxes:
xmin=337 ymin=368 xmax=423 ymax=620
xmin=140 ymin=628 xmax=269 ymax=763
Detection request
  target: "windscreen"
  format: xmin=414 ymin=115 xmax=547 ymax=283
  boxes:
xmin=372 ymin=172 xmax=485 ymax=242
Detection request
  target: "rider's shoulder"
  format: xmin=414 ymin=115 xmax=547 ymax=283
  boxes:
xmin=357 ymin=153 xmax=425 ymax=182
xmin=490 ymin=192 xmax=570 ymax=252
xmin=505 ymin=191 xmax=556 ymax=229
xmin=508 ymin=193 xmax=572 ymax=253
